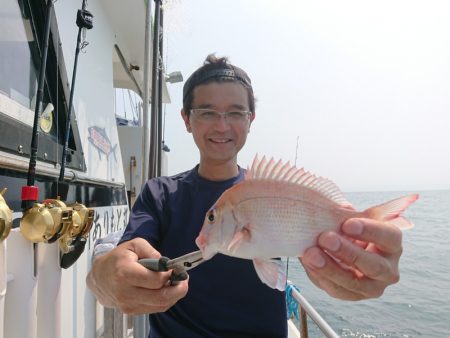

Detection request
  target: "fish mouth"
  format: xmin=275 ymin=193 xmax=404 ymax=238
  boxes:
xmin=195 ymin=235 xmax=216 ymax=260
xmin=195 ymin=234 xmax=207 ymax=249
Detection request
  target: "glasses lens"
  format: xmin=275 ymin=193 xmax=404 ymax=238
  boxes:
xmin=194 ymin=110 xmax=215 ymax=120
xmin=191 ymin=109 xmax=250 ymax=123
xmin=226 ymin=111 xmax=249 ymax=121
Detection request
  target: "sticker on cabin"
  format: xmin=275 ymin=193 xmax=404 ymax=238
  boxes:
xmin=39 ymin=103 xmax=54 ymax=133
xmin=88 ymin=126 xmax=117 ymax=161
xmin=90 ymin=206 xmax=129 ymax=247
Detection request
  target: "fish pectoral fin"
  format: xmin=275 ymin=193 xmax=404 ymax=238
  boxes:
xmin=253 ymin=258 xmax=286 ymax=291
xmin=226 ymin=227 xmax=251 ymax=253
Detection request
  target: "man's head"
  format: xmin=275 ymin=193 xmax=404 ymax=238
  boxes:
xmin=181 ymin=55 xmax=256 ymax=173
xmin=182 ymin=54 xmax=255 ymax=116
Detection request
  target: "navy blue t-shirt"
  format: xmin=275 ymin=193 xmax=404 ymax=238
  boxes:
xmin=120 ymin=166 xmax=287 ymax=337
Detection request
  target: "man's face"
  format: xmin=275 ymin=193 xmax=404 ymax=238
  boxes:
xmin=182 ymin=82 xmax=255 ymax=165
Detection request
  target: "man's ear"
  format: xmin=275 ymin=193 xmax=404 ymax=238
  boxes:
xmin=248 ymin=111 xmax=256 ymax=133
xmin=181 ymin=109 xmax=192 ymax=132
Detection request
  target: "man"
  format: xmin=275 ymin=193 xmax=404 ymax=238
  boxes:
xmin=87 ymin=55 xmax=403 ymax=337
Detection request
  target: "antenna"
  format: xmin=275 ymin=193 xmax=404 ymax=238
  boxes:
xmin=294 ymin=135 xmax=299 ymax=166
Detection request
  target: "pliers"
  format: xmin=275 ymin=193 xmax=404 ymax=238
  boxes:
xmin=138 ymin=250 xmax=204 ymax=285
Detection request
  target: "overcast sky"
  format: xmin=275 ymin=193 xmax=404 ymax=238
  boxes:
xmin=158 ymin=0 xmax=450 ymax=192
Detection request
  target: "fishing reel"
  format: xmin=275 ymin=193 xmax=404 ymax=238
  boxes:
xmin=59 ymin=203 xmax=94 ymax=269
xmin=20 ymin=198 xmax=72 ymax=243
xmin=20 ymin=197 xmax=94 ymax=268
xmin=59 ymin=202 xmax=94 ymax=254
xmin=0 ymin=188 xmax=13 ymax=242
xmin=20 ymin=198 xmax=94 ymax=249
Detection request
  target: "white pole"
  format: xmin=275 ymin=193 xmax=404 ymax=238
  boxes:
xmin=142 ymin=0 xmax=152 ymax=184
xmin=0 ymin=240 xmax=6 ymax=338
xmin=134 ymin=1 xmax=153 ymax=337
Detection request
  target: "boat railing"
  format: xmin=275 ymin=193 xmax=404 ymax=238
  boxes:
xmin=288 ymin=284 xmax=340 ymax=338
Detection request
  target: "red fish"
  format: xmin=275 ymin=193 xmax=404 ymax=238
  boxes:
xmin=195 ymin=155 xmax=418 ymax=290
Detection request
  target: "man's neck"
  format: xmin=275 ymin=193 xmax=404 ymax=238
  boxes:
xmin=197 ymin=160 xmax=239 ymax=181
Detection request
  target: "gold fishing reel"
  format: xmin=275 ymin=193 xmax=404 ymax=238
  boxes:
xmin=72 ymin=202 xmax=95 ymax=239
xmin=0 ymin=188 xmax=13 ymax=242
xmin=20 ymin=198 xmax=72 ymax=243
xmin=19 ymin=193 xmax=95 ymax=259
xmin=59 ymin=202 xmax=94 ymax=253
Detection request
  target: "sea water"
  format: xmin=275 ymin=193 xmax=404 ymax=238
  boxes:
xmin=287 ymin=190 xmax=450 ymax=338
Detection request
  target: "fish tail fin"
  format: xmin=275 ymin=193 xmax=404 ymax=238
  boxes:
xmin=363 ymin=193 xmax=419 ymax=230
xmin=253 ymin=258 xmax=286 ymax=291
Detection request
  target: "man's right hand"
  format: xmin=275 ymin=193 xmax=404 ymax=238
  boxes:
xmin=86 ymin=237 xmax=189 ymax=315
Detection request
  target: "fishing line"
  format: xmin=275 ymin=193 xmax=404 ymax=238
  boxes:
xmin=56 ymin=27 xmax=59 ymax=197
xmin=127 ymin=89 xmax=138 ymax=124
xmin=131 ymin=91 xmax=138 ymax=124
xmin=162 ymin=14 xmax=170 ymax=147
xmin=114 ymin=87 xmax=117 ymax=116
xmin=285 ymin=136 xmax=300 ymax=287
xmin=127 ymin=90 xmax=132 ymax=118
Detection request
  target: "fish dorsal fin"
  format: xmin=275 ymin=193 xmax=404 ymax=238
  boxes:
xmin=246 ymin=155 xmax=352 ymax=207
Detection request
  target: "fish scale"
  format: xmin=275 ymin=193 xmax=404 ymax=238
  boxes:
xmin=235 ymin=196 xmax=352 ymax=257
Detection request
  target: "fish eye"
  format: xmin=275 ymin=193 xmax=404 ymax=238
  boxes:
xmin=207 ymin=209 xmax=215 ymax=223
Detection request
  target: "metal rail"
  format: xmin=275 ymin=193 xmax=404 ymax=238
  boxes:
xmin=0 ymin=152 xmax=124 ymax=189
xmin=291 ymin=287 xmax=340 ymax=338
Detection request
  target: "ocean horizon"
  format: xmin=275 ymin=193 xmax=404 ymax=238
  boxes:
xmin=287 ymin=189 xmax=450 ymax=338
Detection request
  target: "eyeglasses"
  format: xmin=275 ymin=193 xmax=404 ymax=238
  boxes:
xmin=190 ymin=109 xmax=252 ymax=124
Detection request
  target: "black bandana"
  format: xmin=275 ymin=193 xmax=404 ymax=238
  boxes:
xmin=183 ymin=66 xmax=252 ymax=102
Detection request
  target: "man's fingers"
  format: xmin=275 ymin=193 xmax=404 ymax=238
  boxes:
xmin=317 ymin=231 xmax=400 ymax=283
xmin=300 ymin=218 xmax=404 ymax=301
xmin=301 ymin=263 xmax=381 ymax=301
xmin=116 ymin=281 xmax=189 ymax=315
xmin=121 ymin=263 xmax=174 ymax=289
xmin=88 ymin=238 xmax=190 ymax=314
xmin=125 ymin=237 xmax=162 ymax=260
xmin=113 ymin=238 xmax=172 ymax=289
xmin=341 ymin=218 xmax=403 ymax=254
xmin=301 ymin=247 xmax=388 ymax=299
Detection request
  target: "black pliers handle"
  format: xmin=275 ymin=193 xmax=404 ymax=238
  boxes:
xmin=138 ymin=250 xmax=204 ymax=285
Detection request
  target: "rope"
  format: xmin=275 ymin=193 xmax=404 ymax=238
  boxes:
xmin=121 ymin=88 xmax=127 ymax=119
xmin=285 ymin=283 xmax=301 ymax=320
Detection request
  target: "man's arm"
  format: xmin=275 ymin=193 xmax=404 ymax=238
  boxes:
xmin=300 ymin=218 xmax=402 ymax=300
xmin=86 ymin=237 xmax=189 ymax=314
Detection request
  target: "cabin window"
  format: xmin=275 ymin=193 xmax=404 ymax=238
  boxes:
xmin=0 ymin=0 xmax=40 ymax=111
xmin=0 ymin=0 xmax=85 ymax=171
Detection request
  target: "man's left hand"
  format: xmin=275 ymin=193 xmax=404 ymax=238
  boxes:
xmin=300 ymin=218 xmax=402 ymax=300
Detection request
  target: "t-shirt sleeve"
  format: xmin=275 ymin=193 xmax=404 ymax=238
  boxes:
xmin=119 ymin=179 xmax=166 ymax=247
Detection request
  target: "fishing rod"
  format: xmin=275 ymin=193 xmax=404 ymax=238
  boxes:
xmin=21 ymin=0 xmax=54 ymax=211
xmin=156 ymin=4 xmax=164 ymax=177
xmin=58 ymin=0 xmax=94 ymax=269
xmin=58 ymin=0 xmax=93 ymax=183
